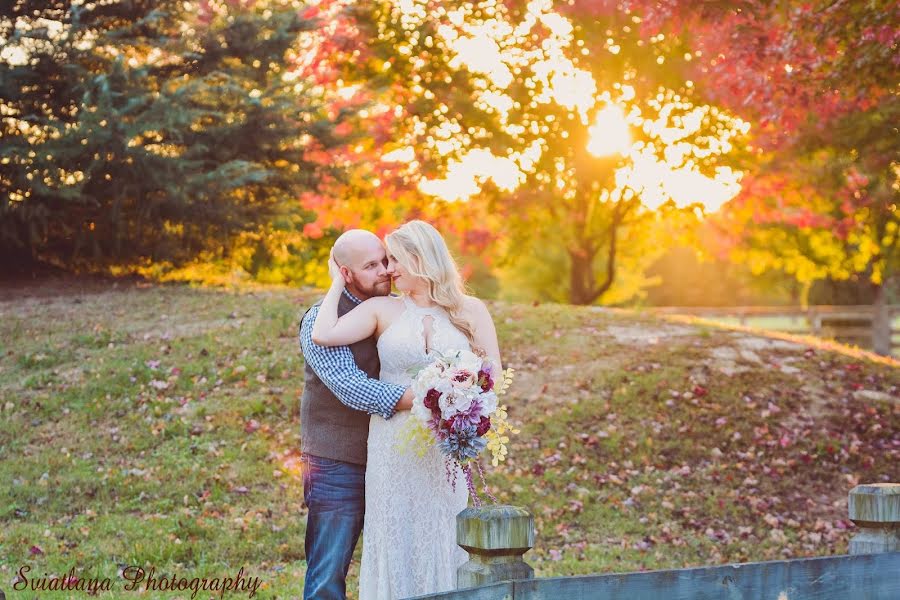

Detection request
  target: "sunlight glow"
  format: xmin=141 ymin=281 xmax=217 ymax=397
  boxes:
xmin=1 ymin=45 xmax=29 ymax=66
xmin=1 ymin=17 xmax=67 ymax=66
xmin=587 ymin=104 xmax=632 ymax=157
xmin=548 ymin=67 xmax=596 ymax=117
xmin=448 ymin=34 xmax=513 ymax=87
xmin=382 ymin=147 xmax=416 ymax=163
xmin=418 ymin=149 xmax=522 ymax=202
xmin=619 ymin=151 xmax=742 ymax=211
xmin=387 ymin=0 xmax=746 ymax=213
xmin=414 ymin=0 xmax=749 ymax=211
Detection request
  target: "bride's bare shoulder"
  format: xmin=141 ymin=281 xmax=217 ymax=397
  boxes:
xmin=462 ymin=295 xmax=491 ymax=318
xmin=364 ymin=295 xmax=404 ymax=311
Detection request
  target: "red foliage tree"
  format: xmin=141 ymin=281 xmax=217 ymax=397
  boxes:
xmin=623 ymin=0 xmax=898 ymax=353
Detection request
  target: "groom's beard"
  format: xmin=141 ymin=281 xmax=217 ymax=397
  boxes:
xmin=358 ymin=277 xmax=392 ymax=298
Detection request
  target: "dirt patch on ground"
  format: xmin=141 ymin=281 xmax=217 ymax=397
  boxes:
xmin=603 ymin=324 xmax=695 ymax=345
xmin=736 ymin=337 xmax=806 ymax=352
xmin=599 ymin=320 xmax=807 ymax=377
xmin=0 ymin=273 xmax=153 ymax=302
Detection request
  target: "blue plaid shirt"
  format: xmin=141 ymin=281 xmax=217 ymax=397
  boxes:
xmin=299 ymin=289 xmax=404 ymax=420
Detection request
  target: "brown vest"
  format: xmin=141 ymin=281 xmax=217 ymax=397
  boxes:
xmin=300 ymin=293 xmax=379 ymax=465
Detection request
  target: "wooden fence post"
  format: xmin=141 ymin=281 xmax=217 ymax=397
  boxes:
xmin=456 ymin=505 xmax=535 ymax=588
xmin=848 ymin=483 xmax=900 ymax=554
xmin=809 ymin=306 xmax=821 ymax=336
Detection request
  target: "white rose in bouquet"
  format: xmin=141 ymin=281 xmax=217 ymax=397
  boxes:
xmin=411 ymin=397 xmax=433 ymax=423
xmin=411 ymin=363 xmax=442 ymax=395
xmin=438 ymin=388 xmax=473 ymax=420
xmin=450 ymin=349 xmax=483 ymax=375
xmin=478 ymin=390 xmax=498 ymax=415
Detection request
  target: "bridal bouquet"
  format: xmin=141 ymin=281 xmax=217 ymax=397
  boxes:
xmin=405 ymin=349 xmax=516 ymax=505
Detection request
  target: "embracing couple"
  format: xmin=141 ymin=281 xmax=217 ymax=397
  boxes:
xmin=298 ymin=220 xmax=503 ymax=599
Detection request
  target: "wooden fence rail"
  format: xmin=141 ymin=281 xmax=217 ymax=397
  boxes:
xmin=415 ymin=553 xmax=900 ymax=600
xmin=410 ymin=483 xmax=900 ymax=600
xmin=646 ymin=304 xmax=900 ymax=355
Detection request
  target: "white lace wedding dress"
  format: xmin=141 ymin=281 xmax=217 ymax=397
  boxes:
xmin=359 ymin=296 xmax=470 ymax=600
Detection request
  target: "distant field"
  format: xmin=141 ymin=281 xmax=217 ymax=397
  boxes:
xmin=1 ymin=280 xmax=897 ymax=598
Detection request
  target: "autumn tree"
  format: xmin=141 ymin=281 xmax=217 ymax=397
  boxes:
xmin=297 ymin=0 xmax=748 ymax=304
xmin=625 ymin=0 xmax=899 ymax=353
xmin=290 ymin=0 xmax=514 ymax=287
xmin=485 ymin=0 xmax=748 ymax=304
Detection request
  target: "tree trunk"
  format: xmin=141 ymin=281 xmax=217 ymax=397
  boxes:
xmin=872 ymin=278 xmax=892 ymax=356
xmin=568 ymin=200 xmax=625 ymax=305
xmin=568 ymin=247 xmax=597 ymax=305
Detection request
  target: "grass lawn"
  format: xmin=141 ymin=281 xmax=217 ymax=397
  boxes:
xmin=1 ymin=279 xmax=897 ymax=598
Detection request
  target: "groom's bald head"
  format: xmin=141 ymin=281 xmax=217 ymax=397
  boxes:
xmin=332 ymin=229 xmax=392 ymax=300
xmin=333 ymin=230 xmax=382 ymax=267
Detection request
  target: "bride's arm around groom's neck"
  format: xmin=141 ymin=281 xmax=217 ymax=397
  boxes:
xmin=312 ymin=276 xmax=381 ymax=347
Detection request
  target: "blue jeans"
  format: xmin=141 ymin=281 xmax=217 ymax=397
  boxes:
xmin=302 ymin=453 xmax=366 ymax=600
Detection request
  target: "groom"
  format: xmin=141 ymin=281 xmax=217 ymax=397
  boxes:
xmin=298 ymin=229 xmax=415 ymax=600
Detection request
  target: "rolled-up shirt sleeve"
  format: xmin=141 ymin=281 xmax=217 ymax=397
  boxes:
xmin=299 ymin=305 xmax=404 ymax=420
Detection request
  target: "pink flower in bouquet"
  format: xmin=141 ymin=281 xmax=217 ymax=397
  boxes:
xmin=437 ymin=389 xmax=474 ymax=420
xmin=476 ymin=416 xmax=491 ymax=436
xmin=451 ymin=369 xmax=477 ymax=389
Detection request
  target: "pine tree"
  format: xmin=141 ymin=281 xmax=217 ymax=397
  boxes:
xmin=0 ymin=0 xmax=345 ymax=271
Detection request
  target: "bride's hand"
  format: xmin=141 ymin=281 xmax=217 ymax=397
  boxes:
xmin=328 ymin=250 xmax=345 ymax=286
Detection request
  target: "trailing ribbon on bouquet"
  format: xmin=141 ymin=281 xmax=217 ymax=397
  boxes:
xmin=400 ymin=349 xmax=517 ymax=506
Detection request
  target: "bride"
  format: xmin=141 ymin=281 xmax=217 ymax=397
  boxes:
xmin=312 ymin=220 xmax=503 ymax=599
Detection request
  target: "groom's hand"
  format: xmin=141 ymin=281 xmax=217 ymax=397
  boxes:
xmin=395 ymin=388 xmax=414 ymax=411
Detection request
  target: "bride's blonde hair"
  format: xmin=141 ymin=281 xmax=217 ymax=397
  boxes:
xmin=385 ymin=220 xmax=481 ymax=353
